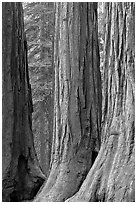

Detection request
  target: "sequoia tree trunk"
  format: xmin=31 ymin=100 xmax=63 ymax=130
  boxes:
xmin=34 ymin=2 xmax=102 ymax=201
xmin=67 ymin=2 xmax=135 ymax=202
xmin=2 ymin=3 xmax=45 ymax=201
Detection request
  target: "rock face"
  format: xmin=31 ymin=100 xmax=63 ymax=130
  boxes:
xmin=34 ymin=2 xmax=102 ymax=202
xmin=2 ymin=3 xmax=45 ymax=201
xmin=66 ymin=2 xmax=135 ymax=202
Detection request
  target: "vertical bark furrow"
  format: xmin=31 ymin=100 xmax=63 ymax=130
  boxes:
xmin=34 ymin=3 xmax=101 ymax=201
xmin=67 ymin=2 xmax=134 ymax=202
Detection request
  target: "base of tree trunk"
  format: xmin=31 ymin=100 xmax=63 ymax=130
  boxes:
xmin=2 ymin=150 xmax=45 ymax=202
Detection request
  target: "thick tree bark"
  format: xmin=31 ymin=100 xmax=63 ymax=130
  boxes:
xmin=34 ymin=2 xmax=102 ymax=201
xmin=2 ymin=3 xmax=45 ymax=201
xmin=66 ymin=2 xmax=135 ymax=202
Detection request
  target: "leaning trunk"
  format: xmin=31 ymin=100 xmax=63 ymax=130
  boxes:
xmin=35 ymin=2 xmax=102 ymax=201
xmin=67 ymin=2 xmax=135 ymax=202
xmin=2 ymin=3 xmax=45 ymax=201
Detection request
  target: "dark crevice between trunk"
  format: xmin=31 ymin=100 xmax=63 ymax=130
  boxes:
xmin=10 ymin=178 xmax=44 ymax=202
xmin=9 ymin=154 xmax=45 ymax=202
xmin=92 ymin=151 xmax=98 ymax=164
xmin=77 ymin=150 xmax=99 ymax=192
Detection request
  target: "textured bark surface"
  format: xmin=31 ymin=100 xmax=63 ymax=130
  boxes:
xmin=66 ymin=2 xmax=135 ymax=202
xmin=2 ymin=3 xmax=45 ymax=201
xmin=34 ymin=2 xmax=102 ymax=202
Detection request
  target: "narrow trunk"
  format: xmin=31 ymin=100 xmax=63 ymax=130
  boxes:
xmin=67 ymin=2 xmax=135 ymax=202
xmin=38 ymin=3 xmax=54 ymax=175
xmin=39 ymin=102 xmax=46 ymax=173
xmin=39 ymin=101 xmax=50 ymax=177
xmin=2 ymin=3 xmax=45 ymax=201
xmin=39 ymin=7 xmax=45 ymax=61
xmin=35 ymin=2 xmax=101 ymax=201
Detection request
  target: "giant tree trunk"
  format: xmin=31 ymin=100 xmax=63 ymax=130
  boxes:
xmin=34 ymin=2 xmax=102 ymax=201
xmin=2 ymin=3 xmax=45 ymax=201
xmin=67 ymin=2 xmax=135 ymax=202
